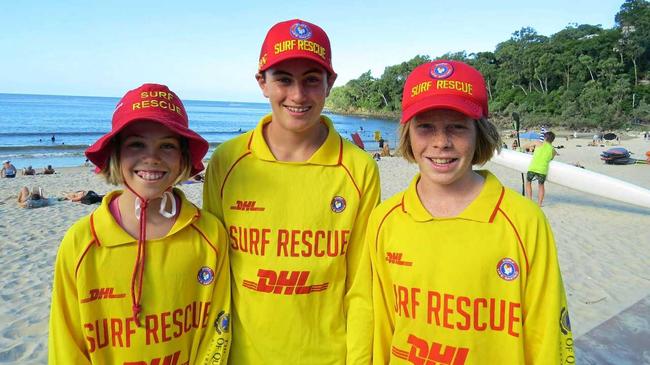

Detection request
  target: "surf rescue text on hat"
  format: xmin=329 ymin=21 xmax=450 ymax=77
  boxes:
xmin=127 ymin=91 xmax=183 ymax=116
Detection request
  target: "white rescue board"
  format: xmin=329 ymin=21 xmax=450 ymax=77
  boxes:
xmin=489 ymin=148 xmax=650 ymax=209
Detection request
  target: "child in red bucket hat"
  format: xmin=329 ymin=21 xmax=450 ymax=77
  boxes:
xmin=203 ymin=19 xmax=379 ymax=364
xmin=49 ymin=84 xmax=231 ymax=364
xmin=366 ymin=60 xmax=574 ymax=363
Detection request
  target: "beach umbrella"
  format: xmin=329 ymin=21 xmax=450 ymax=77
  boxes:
xmin=519 ymin=131 xmax=541 ymax=140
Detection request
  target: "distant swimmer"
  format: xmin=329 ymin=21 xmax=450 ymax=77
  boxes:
xmin=51 ymin=134 xmax=55 ymax=142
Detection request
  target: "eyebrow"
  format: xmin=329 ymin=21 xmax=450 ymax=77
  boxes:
xmin=124 ymin=134 xmax=178 ymax=140
xmin=270 ymin=68 xmax=323 ymax=77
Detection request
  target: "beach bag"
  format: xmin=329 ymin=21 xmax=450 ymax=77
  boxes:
xmin=80 ymin=191 xmax=103 ymax=205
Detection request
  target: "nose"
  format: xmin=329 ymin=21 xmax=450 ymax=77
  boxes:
xmin=289 ymin=83 xmax=307 ymax=103
xmin=141 ymin=146 xmax=162 ymax=164
xmin=431 ymin=129 xmax=452 ymax=148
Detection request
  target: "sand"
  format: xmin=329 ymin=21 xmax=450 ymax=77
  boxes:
xmin=1 ymin=135 xmax=649 ymax=364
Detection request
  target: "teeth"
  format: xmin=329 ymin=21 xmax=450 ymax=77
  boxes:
xmin=285 ymin=105 xmax=310 ymax=113
xmin=429 ymin=158 xmax=454 ymax=164
xmin=137 ymin=171 xmax=165 ymax=181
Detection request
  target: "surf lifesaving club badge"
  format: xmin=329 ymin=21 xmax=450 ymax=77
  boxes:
xmin=330 ymin=196 xmax=346 ymax=213
xmin=496 ymin=258 xmax=520 ymax=281
xmin=430 ymin=62 xmax=454 ymax=79
xmin=197 ymin=266 xmax=215 ymax=285
xmin=290 ymin=22 xmax=312 ymax=39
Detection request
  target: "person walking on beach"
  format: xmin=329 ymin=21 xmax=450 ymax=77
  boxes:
xmin=366 ymin=60 xmax=573 ymax=364
xmin=49 ymin=84 xmax=231 ymax=364
xmin=203 ymin=19 xmax=380 ymax=365
xmin=526 ymin=131 xmax=558 ymax=206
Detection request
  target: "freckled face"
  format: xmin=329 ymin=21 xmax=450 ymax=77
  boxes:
xmin=409 ymin=109 xmax=477 ymax=188
xmin=118 ymin=121 xmax=182 ymax=199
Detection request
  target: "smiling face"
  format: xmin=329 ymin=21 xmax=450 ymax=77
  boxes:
xmin=409 ymin=109 xmax=477 ymax=189
xmin=117 ymin=121 xmax=183 ymax=200
xmin=257 ymin=58 xmax=336 ymax=136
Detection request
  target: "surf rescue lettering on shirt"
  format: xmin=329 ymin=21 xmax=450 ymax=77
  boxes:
xmin=273 ymin=40 xmax=327 ymax=60
xmin=393 ymin=284 xmax=521 ymax=338
xmin=83 ymin=301 xmax=211 ymax=353
xmin=229 ymin=225 xmax=349 ymax=257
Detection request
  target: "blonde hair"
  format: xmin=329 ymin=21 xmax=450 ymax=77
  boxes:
xmin=100 ymin=137 xmax=192 ymax=186
xmin=397 ymin=116 xmax=502 ymax=166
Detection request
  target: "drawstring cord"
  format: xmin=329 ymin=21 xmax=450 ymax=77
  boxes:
xmin=121 ymin=183 xmax=176 ymax=327
xmin=123 ymin=181 xmax=149 ymax=327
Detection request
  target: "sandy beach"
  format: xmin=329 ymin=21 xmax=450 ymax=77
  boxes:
xmin=1 ymin=135 xmax=649 ymax=364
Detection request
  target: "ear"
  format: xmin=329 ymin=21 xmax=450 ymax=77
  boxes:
xmin=325 ymin=72 xmax=338 ymax=97
xmin=255 ymin=72 xmax=270 ymax=99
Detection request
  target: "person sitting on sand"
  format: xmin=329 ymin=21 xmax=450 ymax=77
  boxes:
xmin=23 ymin=165 xmax=36 ymax=175
xmin=17 ymin=186 xmax=49 ymax=208
xmin=43 ymin=165 xmax=55 ymax=174
xmin=1 ymin=160 xmax=17 ymax=178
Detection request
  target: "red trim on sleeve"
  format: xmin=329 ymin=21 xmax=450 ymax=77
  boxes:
xmin=338 ymin=137 xmax=361 ymax=197
xmin=489 ymin=187 xmax=505 ymax=223
xmin=339 ymin=163 xmax=361 ymax=198
xmin=497 ymin=208 xmax=530 ymax=274
xmin=374 ymin=203 xmax=402 ymax=250
xmin=190 ymin=223 xmax=219 ymax=255
xmin=337 ymin=136 xmax=343 ymax=165
xmin=247 ymin=131 xmax=254 ymax=150
xmin=220 ymin=152 xmax=252 ymax=198
xmin=76 ymin=213 xmax=100 ymax=278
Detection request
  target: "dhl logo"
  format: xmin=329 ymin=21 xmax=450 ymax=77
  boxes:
xmin=385 ymin=252 xmax=413 ymax=266
xmin=243 ymin=269 xmax=328 ymax=295
xmin=392 ymin=334 xmax=469 ymax=365
xmin=80 ymin=288 xmax=126 ymax=304
xmin=124 ymin=350 xmax=187 ymax=365
xmin=230 ymin=200 xmax=265 ymax=211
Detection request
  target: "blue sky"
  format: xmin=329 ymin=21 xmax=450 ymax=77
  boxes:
xmin=1 ymin=0 xmax=624 ymax=102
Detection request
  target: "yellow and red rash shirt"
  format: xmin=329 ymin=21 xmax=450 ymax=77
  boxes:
xmin=367 ymin=171 xmax=574 ymax=365
xmin=49 ymin=189 xmax=231 ymax=365
xmin=203 ymin=114 xmax=380 ymax=365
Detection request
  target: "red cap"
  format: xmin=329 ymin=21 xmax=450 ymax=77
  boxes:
xmin=258 ymin=19 xmax=334 ymax=74
xmin=85 ymin=83 xmax=208 ymax=176
xmin=401 ymin=60 xmax=488 ymax=123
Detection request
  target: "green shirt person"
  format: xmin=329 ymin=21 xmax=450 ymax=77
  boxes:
xmin=525 ymin=131 xmax=558 ymax=206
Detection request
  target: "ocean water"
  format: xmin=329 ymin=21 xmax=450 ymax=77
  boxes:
xmin=0 ymin=93 xmax=400 ymax=169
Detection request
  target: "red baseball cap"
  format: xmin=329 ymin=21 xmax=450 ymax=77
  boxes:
xmin=258 ymin=19 xmax=334 ymax=74
xmin=401 ymin=60 xmax=488 ymax=123
xmin=85 ymin=83 xmax=208 ymax=176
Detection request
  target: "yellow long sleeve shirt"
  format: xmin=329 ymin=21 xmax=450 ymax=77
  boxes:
xmin=203 ymin=114 xmax=380 ymax=364
xmin=367 ymin=172 xmax=574 ymax=364
xmin=49 ymin=189 xmax=231 ymax=364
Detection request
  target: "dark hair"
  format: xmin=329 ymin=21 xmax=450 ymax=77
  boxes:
xmin=544 ymin=131 xmax=556 ymax=143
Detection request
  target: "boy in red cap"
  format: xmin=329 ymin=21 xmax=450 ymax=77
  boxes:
xmin=366 ymin=61 xmax=574 ymax=364
xmin=49 ymin=84 xmax=231 ymax=364
xmin=203 ymin=19 xmax=379 ymax=364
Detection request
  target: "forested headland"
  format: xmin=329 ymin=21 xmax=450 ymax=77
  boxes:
xmin=326 ymin=0 xmax=650 ymax=130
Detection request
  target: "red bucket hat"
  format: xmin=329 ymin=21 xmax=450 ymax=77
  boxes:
xmin=401 ymin=60 xmax=488 ymax=123
xmin=85 ymin=83 xmax=208 ymax=176
xmin=258 ymin=19 xmax=334 ymax=75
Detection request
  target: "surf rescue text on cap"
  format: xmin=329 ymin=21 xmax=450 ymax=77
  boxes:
xmin=258 ymin=19 xmax=334 ymax=75
xmin=85 ymin=83 xmax=208 ymax=176
xmin=400 ymin=60 xmax=488 ymax=123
